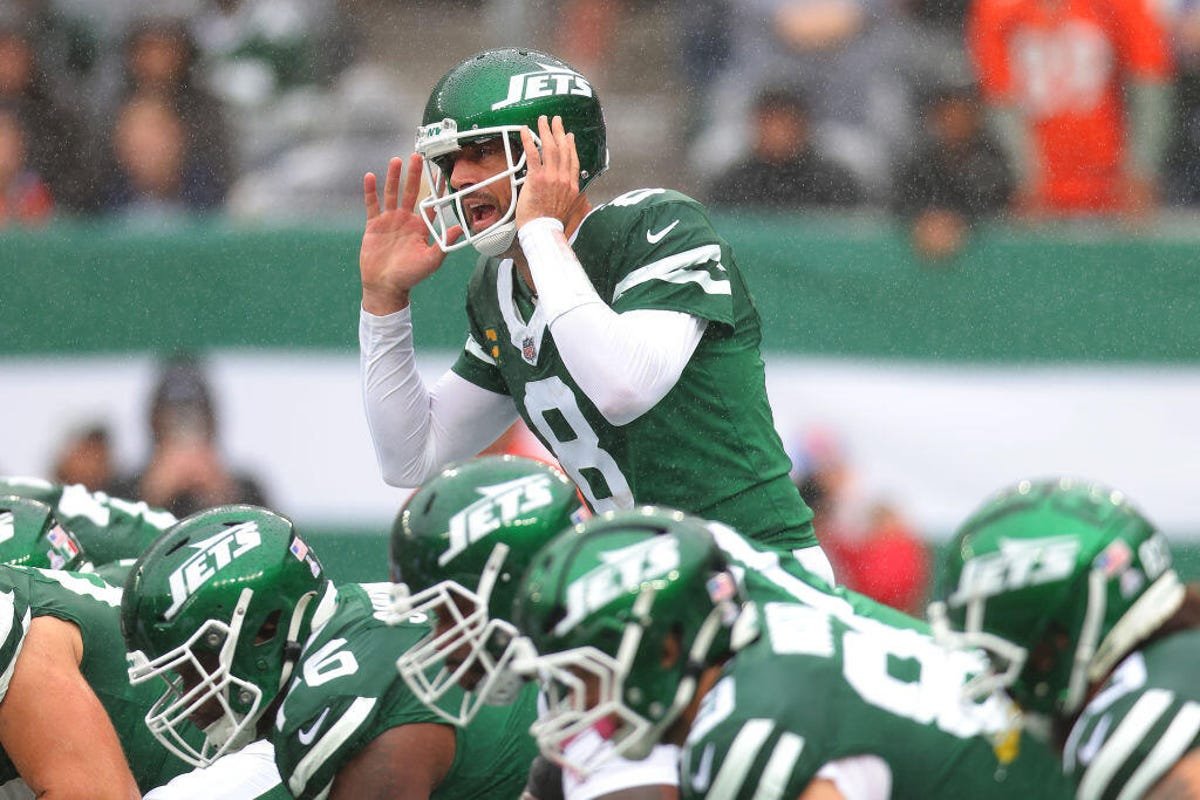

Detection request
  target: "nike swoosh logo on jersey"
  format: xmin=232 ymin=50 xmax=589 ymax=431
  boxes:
xmin=646 ymin=219 xmax=680 ymax=244
xmin=691 ymin=743 xmax=715 ymax=792
xmin=297 ymin=707 xmax=331 ymax=746
xmin=1076 ymin=713 xmax=1111 ymax=766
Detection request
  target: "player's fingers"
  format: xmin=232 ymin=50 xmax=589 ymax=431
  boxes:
xmin=538 ymin=115 xmax=558 ymax=171
xmin=401 ymin=153 xmax=423 ymax=212
xmin=383 ymin=156 xmax=403 ymax=212
xmin=566 ymin=132 xmax=579 ymax=187
xmin=363 ymin=172 xmax=380 ymax=220
xmin=445 ymin=223 xmax=464 ymax=247
xmin=551 ymin=116 xmax=569 ymax=172
xmin=520 ymin=125 xmax=541 ymax=172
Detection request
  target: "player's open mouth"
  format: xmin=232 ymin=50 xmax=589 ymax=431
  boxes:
xmin=464 ymin=200 xmax=499 ymax=231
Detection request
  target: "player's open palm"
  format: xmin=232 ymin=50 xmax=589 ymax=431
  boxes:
xmin=360 ymin=154 xmax=461 ymax=314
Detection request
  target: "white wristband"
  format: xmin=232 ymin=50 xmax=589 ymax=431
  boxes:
xmin=519 ymin=217 xmax=601 ymax=323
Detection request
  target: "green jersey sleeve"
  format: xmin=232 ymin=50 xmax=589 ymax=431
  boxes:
xmin=54 ymin=484 xmax=176 ymax=566
xmin=1064 ymin=633 xmax=1200 ymax=800
xmin=603 ymin=191 xmax=734 ymax=329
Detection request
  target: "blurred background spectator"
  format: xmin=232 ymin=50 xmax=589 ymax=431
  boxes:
xmin=0 ymin=17 xmax=97 ymax=213
xmin=101 ymin=91 xmax=225 ymax=217
xmin=51 ymin=423 xmax=114 ymax=491
xmin=98 ymin=16 xmax=233 ymax=217
xmin=708 ymin=86 xmax=864 ymax=208
xmin=892 ymin=82 xmax=1012 ymax=260
xmin=0 ymin=104 xmax=53 ymax=225
xmin=1165 ymin=0 xmax=1200 ymax=204
xmin=108 ymin=354 xmax=269 ymax=518
xmin=691 ymin=0 xmax=916 ymax=200
xmin=792 ymin=427 xmax=930 ymax=614
xmin=968 ymin=0 xmax=1174 ymax=218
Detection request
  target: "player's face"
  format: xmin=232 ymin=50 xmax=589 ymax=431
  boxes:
xmin=434 ymin=592 xmax=488 ymax=690
xmin=446 ymin=137 xmax=513 ymax=235
xmin=176 ymin=653 xmax=225 ymax=729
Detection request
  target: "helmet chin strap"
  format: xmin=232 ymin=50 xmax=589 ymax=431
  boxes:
xmin=472 ymin=220 xmax=517 ymax=257
xmin=279 ymin=586 xmax=322 ymax=689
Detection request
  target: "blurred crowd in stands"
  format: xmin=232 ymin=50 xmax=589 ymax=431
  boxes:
xmin=2 ymin=0 xmax=1196 ymax=250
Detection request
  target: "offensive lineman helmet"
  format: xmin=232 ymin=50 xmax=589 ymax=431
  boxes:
xmin=389 ymin=455 xmax=586 ymax=725
xmin=929 ymin=478 xmax=1182 ymax=718
xmin=512 ymin=507 xmax=747 ymax=774
xmin=0 ymin=494 xmax=89 ymax=571
xmin=416 ymin=47 xmax=608 ymax=256
xmin=121 ymin=505 xmax=328 ymax=767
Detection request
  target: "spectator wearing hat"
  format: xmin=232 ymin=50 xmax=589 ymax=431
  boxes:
xmin=107 ymin=354 xmax=267 ymax=519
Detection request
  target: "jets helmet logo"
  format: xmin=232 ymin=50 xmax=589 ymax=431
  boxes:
xmin=556 ymin=537 xmax=681 ymax=635
xmin=164 ymin=522 xmax=262 ymax=619
xmin=440 ymin=474 xmax=555 ymax=566
xmin=491 ymin=63 xmax=593 ymax=111
xmin=949 ymin=535 xmax=1080 ymax=604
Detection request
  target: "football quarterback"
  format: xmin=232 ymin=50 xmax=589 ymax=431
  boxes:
xmin=123 ymin=504 xmax=539 ymax=800
xmin=513 ymin=507 xmax=1073 ymax=798
xmin=358 ymin=47 xmax=829 ymax=581
xmin=931 ymin=478 xmax=1200 ymax=799
xmin=390 ymin=455 xmax=682 ymax=799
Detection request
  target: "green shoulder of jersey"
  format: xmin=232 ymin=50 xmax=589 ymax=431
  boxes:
xmin=1064 ymin=629 xmax=1200 ymax=800
xmin=450 ymin=188 xmax=814 ymax=551
xmin=0 ymin=477 xmax=176 ymax=568
xmin=681 ymin=603 xmax=1071 ymax=799
xmin=273 ymin=582 xmax=539 ymax=800
xmin=0 ymin=565 xmax=193 ymax=791
xmin=678 ymin=524 xmax=1071 ymax=799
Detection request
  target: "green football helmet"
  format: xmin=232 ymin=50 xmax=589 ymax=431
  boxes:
xmin=929 ymin=478 xmax=1183 ymax=719
xmin=389 ymin=455 xmax=586 ymax=726
xmin=512 ymin=507 xmax=748 ymax=774
xmin=416 ymin=47 xmax=608 ymax=256
xmin=0 ymin=494 xmax=89 ymax=571
xmin=121 ymin=504 xmax=328 ymax=768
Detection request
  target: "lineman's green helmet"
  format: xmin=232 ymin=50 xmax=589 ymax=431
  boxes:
xmin=121 ymin=505 xmax=328 ymax=767
xmin=512 ymin=507 xmax=746 ymax=773
xmin=0 ymin=494 xmax=89 ymax=571
xmin=389 ymin=455 xmax=585 ymax=725
xmin=930 ymin=478 xmax=1182 ymax=718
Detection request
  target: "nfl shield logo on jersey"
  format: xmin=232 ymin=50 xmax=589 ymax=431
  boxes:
xmin=521 ymin=336 xmax=537 ymax=364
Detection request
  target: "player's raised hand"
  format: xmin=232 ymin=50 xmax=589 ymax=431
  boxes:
xmin=515 ymin=115 xmax=582 ymax=230
xmin=359 ymin=154 xmax=461 ymax=315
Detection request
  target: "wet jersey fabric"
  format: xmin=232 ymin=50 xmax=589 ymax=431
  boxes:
xmin=679 ymin=552 xmax=1072 ymax=799
xmin=1063 ymin=630 xmax=1200 ymax=800
xmin=0 ymin=566 xmax=191 ymax=791
xmin=451 ymin=188 xmax=814 ymax=551
xmin=273 ymin=582 xmax=540 ymax=800
xmin=28 ymin=482 xmax=175 ymax=567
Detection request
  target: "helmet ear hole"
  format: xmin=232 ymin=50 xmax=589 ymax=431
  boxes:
xmin=253 ymin=609 xmax=282 ymax=647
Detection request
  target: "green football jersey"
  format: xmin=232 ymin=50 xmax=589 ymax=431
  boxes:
xmin=273 ymin=582 xmax=540 ymax=800
xmin=680 ymin=569 xmax=1072 ymax=798
xmin=1063 ymin=630 xmax=1200 ymax=800
xmin=0 ymin=565 xmax=191 ymax=791
xmin=0 ymin=477 xmax=176 ymax=567
xmin=451 ymin=188 xmax=814 ymax=551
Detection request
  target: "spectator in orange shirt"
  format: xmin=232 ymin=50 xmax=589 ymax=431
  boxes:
xmin=0 ymin=105 xmax=52 ymax=226
xmin=969 ymin=0 xmax=1173 ymax=217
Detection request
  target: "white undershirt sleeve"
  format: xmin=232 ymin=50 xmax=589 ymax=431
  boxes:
xmin=519 ymin=218 xmax=707 ymax=426
xmin=813 ymin=754 xmax=893 ymax=800
xmin=360 ymin=307 xmax=518 ymax=487
xmin=144 ymin=740 xmax=282 ymax=799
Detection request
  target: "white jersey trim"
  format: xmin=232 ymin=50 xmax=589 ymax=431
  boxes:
xmin=288 ymin=696 xmax=376 ymax=797
xmin=815 ymin=754 xmax=893 ymax=800
xmin=1079 ymin=689 xmax=1174 ymax=799
xmin=612 ymin=244 xmax=728 ymax=303
xmin=1117 ymin=700 xmax=1200 ymax=800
